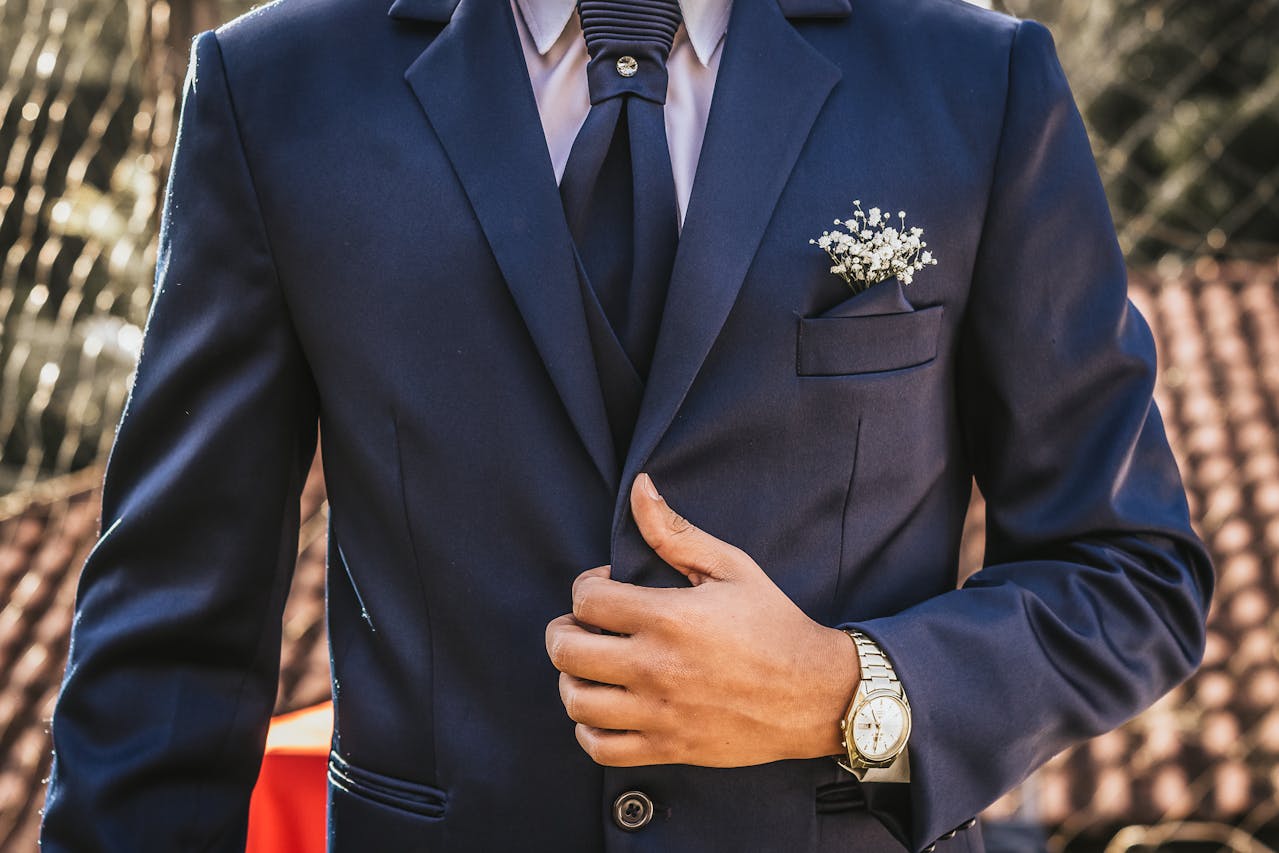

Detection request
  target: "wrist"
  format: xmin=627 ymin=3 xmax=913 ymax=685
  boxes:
xmin=794 ymin=624 xmax=861 ymax=759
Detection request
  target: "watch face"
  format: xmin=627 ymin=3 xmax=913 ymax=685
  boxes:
xmin=851 ymin=694 xmax=909 ymax=761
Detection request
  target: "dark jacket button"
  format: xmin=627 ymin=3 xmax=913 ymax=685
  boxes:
xmin=612 ymin=790 xmax=654 ymax=831
xmin=961 ymin=817 xmax=977 ymax=830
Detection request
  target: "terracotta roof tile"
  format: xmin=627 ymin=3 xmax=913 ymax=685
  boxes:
xmin=0 ymin=454 xmax=331 ymax=850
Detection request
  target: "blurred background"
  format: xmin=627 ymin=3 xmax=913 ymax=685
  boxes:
xmin=0 ymin=0 xmax=1276 ymax=850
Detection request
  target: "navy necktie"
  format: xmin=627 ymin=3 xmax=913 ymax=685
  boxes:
xmin=560 ymin=0 xmax=682 ymax=397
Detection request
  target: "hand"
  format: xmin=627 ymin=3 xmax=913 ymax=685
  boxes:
xmin=544 ymin=472 xmax=860 ymax=767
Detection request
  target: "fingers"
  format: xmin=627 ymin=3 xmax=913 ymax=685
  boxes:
xmin=558 ymin=672 xmax=650 ymax=730
xmin=545 ymin=613 xmax=632 ymax=684
xmin=571 ymin=567 xmax=674 ymax=635
xmin=574 ymin=724 xmax=658 ymax=767
xmin=629 ymin=473 xmax=750 ymax=583
xmin=579 ymin=564 xmax=611 ymax=583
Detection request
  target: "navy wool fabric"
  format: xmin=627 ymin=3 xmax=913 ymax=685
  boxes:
xmin=39 ymin=0 xmax=1214 ymax=852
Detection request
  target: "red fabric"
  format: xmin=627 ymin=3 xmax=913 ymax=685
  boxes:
xmin=246 ymin=702 xmax=333 ymax=853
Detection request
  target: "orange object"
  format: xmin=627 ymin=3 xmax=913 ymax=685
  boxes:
xmin=246 ymin=701 xmax=334 ymax=853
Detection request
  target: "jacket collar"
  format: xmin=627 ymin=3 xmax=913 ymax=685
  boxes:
xmin=388 ymin=0 xmax=853 ymax=25
xmin=512 ymin=0 xmax=732 ymax=67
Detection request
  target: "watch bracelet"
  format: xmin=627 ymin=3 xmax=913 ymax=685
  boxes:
xmin=846 ymin=628 xmax=902 ymax=701
xmin=836 ymin=628 xmax=909 ymax=773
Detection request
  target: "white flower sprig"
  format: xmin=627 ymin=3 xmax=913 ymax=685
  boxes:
xmin=810 ymin=201 xmax=937 ymax=294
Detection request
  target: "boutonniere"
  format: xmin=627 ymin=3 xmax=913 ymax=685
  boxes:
xmin=810 ymin=201 xmax=938 ymax=295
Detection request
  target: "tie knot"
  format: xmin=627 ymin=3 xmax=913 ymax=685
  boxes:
xmin=577 ymin=0 xmax=683 ymax=105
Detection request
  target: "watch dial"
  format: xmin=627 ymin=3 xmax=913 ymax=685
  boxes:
xmin=852 ymin=696 xmax=907 ymax=760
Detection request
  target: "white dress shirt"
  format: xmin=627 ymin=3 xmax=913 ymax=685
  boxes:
xmin=511 ymin=0 xmax=732 ymax=230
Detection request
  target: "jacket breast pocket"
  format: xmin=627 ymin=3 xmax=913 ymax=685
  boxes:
xmin=796 ymin=304 xmax=943 ymax=376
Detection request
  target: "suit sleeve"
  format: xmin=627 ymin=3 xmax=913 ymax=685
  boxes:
xmin=39 ymin=28 xmax=320 ymax=852
xmin=837 ymin=19 xmax=1214 ymax=852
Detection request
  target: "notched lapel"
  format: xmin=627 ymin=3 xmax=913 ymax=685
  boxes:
xmin=610 ymin=0 xmax=844 ymax=562
xmin=778 ymin=0 xmax=853 ymax=16
xmin=387 ymin=0 xmax=461 ymax=22
xmin=399 ymin=0 xmax=619 ymax=492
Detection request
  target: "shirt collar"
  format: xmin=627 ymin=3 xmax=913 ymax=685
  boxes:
xmin=514 ymin=0 xmax=732 ymax=68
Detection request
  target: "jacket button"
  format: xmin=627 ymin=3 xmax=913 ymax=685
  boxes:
xmin=961 ymin=817 xmax=977 ymax=830
xmin=612 ymin=790 xmax=654 ymax=830
xmin=922 ymin=845 xmax=936 ymax=852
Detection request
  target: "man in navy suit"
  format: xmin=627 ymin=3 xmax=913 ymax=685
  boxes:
xmin=40 ymin=0 xmax=1213 ymax=851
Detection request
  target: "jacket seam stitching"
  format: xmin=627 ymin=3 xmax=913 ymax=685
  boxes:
xmin=952 ymin=18 xmax=1022 ymax=501
xmin=391 ymin=407 xmax=441 ymax=786
xmin=184 ymin=30 xmax=316 ymax=850
xmin=206 ymin=28 xmax=299 ymax=326
xmin=969 ymin=18 xmax=1024 ymax=284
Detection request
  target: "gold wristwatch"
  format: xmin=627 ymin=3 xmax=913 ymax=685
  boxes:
xmin=836 ymin=628 xmax=911 ymax=782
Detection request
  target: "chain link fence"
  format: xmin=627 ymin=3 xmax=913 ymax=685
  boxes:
xmin=993 ymin=0 xmax=1279 ymax=264
xmin=1 ymin=0 xmax=1276 ymax=850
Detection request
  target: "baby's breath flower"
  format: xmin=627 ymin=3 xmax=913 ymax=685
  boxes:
xmin=811 ymin=202 xmax=938 ymax=294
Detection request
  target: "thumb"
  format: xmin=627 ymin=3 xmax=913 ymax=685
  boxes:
xmin=629 ymin=473 xmax=753 ymax=584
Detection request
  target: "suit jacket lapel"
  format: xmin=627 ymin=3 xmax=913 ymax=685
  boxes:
xmin=611 ymin=0 xmax=843 ymax=570
xmin=397 ymin=0 xmax=619 ymax=492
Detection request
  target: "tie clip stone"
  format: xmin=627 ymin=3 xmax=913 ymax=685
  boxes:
xmin=616 ymin=55 xmax=638 ymax=77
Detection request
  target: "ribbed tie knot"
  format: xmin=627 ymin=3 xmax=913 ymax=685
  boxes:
xmin=578 ymin=0 xmax=683 ymax=105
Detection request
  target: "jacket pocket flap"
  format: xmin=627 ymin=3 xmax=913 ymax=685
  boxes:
xmin=797 ymin=304 xmax=943 ymax=376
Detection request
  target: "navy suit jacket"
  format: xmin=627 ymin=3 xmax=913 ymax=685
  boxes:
xmin=40 ymin=0 xmax=1214 ymax=850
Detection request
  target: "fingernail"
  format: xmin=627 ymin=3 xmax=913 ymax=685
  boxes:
xmin=640 ymin=472 xmax=661 ymax=501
